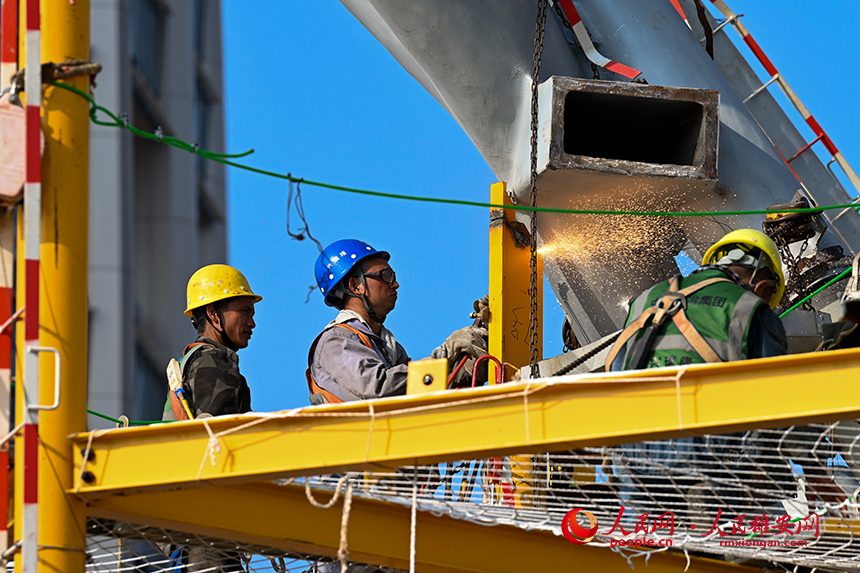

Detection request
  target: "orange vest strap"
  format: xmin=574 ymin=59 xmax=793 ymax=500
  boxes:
xmin=184 ymin=341 xmax=215 ymax=355
xmin=169 ymin=392 xmax=190 ymax=421
xmin=605 ymin=276 xmax=734 ymax=371
xmin=306 ymin=323 xmax=375 ymax=404
xmin=605 ymin=307 xmax=656 ymax=371
xmin=671 ymin=308 xmax=723 ymax=363
xmin=168 ymin=342 xmax=217 ymax=421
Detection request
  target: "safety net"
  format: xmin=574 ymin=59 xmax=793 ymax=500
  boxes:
xmin=78 ymin=420 xmax=860 ymax=572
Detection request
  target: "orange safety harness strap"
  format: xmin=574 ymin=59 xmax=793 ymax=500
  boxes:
xmin=169 ymin=341 xmax=215 ymax=421
xmin=605 ymin=276 xmax=732 ymax=370
xmin=306 ymin=323 xmax=374 ymax=405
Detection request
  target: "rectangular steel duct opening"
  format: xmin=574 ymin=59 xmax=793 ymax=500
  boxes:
xmin=563 ymin=91 xmax=705 ymax=167
xmin=538 ymin=76 xmax=719 ymax=182
xmin=531 ymin=77 xmax=721 ymax=347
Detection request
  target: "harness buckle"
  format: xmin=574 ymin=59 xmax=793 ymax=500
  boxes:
xmin=654 ymin=291 xmax=687 ymax=323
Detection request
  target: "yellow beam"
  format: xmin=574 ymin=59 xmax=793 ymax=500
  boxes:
xmin=71 ymin=347 xmax=860 ymax=498
xmin=488 ymin=181 xmax=542 ymax=382
xmin=85 ymin=482 xmax=757 ymax=573
xmin=16 ymin=2 xmax=90 ymax=573
xmin=39 ymin=1 xmax=91 ymax=571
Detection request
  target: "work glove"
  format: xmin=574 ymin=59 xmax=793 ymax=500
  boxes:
xmin=431 ymin=325 xmax=489 ymax=360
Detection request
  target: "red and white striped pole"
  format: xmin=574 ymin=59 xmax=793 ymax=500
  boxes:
xmin=22 ymin=0 xmax=40 ymax=570
xmin=0 ymin=0 xmax=17 ymax=90
xmin=0 ymin=0 xmax=18 ymax=556
xmin=710 ymin=0 xmax=860 ymax=194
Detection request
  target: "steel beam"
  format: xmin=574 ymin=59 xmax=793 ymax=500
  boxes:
xmin=85 ymin=481 xmax=758 ymax=573
xmin=488 ymin=180 xmax=542 ymax=380
xmin=72 ymin=347 xmax=860 ymax=498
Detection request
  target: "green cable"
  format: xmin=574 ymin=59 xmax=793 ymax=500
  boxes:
xmin=48 ymin=81 xmax=856 ymax=318
xmin=47 ymin=82 xmax=858 ymax=317
xmin=49 ymin=82 xmax=254 ymax=160
xmin=86 ymin=409 xmax=169 ymax=426
xmin=49 ymin=81 xmax=860 ymax=220
xmin=779 ymin=268 xmax=852 ymax=318
xmin=8 ymin=380 xmax=169 ymax=426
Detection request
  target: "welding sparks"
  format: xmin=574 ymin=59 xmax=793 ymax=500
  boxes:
xmin=531 ymin=185 xmax=714 ymax=302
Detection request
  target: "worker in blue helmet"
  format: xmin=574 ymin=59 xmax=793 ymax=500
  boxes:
xmin=306 ymin=239 xmax=487 ymax=404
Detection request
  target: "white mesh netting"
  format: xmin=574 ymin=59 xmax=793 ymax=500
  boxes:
xmin=79 ymin=420 xmax=860 ymax=572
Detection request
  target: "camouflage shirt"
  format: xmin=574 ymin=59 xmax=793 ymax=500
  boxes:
xmin=163 ymin=336 xmax=251 ymax=420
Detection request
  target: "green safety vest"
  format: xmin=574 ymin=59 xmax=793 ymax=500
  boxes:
xmin=606 ymin=268 xmax=765 ymax=370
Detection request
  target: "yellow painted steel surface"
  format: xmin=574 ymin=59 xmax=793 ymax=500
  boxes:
xmin=13 ymin=187 xmax=23 ymax=573
xmin=488 ymin=181 xmax=542 ymax=383
xmin=85 ymin=481 xmax=758 ymax=573
xmin=72 ymin=347 xmax=860 ymax=498
xmin=406 ymin=358 xmax=448 ymax=394
xmin=15 ymin=2 xmax=91 ymax=572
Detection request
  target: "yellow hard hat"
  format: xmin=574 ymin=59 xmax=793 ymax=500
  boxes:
xmin=702 ymin=229 xmax=784 ymax=309
xmin=185 ymin=264 xmax=262 ymax=316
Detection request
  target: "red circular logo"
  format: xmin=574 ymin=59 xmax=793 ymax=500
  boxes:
xmin=562 ymin=508 xmax=599 ymax=544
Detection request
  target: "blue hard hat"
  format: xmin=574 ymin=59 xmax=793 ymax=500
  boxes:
xmin=315 ymin=239 xmax=390 ymax=307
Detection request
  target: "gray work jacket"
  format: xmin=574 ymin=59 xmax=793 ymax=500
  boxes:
xmin=310 ymin=310 xmax=410 ymax=402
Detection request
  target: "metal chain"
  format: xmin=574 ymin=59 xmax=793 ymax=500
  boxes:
xmin=528 ymin=0 xmax=548 ymax=377
xmin=791 ymin=237 xmax=814 ymax=311
xmin=776 ymin=235 xmax=813 ymax=312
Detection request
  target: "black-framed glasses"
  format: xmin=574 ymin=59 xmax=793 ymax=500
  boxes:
xmin=364 ymin=269 xmax=397 ymax=285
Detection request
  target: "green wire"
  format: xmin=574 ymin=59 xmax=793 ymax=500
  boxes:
xmin=779 ymin=268 xmax=852 ymax=318
xmin=8 ymin=380 xmax=169 ymax=426
xmin=49 ymin=82 xmax=254 ymax=160
xmin=48 ymin=83 xmax=860 ymax=313
xmin=49 ymin=80 xmax=860 ymax=219
xmin=86 ymin=409 xmax=169 ymax=426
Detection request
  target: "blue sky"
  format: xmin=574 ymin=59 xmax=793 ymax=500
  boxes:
xmin=222 ymin=1 xmax=860 ymax=411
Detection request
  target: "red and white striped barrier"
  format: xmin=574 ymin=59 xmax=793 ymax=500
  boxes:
xmin=709 ymin=0 xmax=860 ymax=194
xmin=669 ymin=0 xmax=691 ymax=30
xmin=0 ymin=0 xmax=16 ymax=91
xmin=557 ymin=0 xmax=642 ymax=80
xmin=22 ymin=0 xmax=40 ymax=570
xmin=0 ymin=0 xmax=17 ymax=556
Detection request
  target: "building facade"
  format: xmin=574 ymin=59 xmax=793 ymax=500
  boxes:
xmin=88 ymin=0 xmax=227 ymax=427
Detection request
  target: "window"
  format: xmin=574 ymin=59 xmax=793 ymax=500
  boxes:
xmin=131 ymin=0 xmax=167 ymax=94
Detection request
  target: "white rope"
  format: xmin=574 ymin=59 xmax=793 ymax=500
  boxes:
xmin=364 ymin=402 xmax=375 ymax=463
xmin=74 ymin=428 xmax=112 ymax=493
xmin=338 ymin=481 xmax=353 ymax=573
xmin=305 ymin=474 xmax=350 ymax=509
xmin=409 ymin=466 xmax=418 ymax=573
xmin=523 ymin=382 xmax=534 ymax=446
xmin=196 ymin=417 xmax=221 ymax=481
xmin=674 ymin=367 xmax=688 ymax=431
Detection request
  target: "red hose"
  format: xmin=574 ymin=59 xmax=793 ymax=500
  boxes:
xmin=472 ymin=354 xmax=504 ymax=387
xmin=447 ymin=355 xmax=470 ymax=388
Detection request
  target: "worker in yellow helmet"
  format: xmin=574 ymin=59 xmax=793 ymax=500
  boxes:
xmin=163 ymin=264 xmax=262 ymax=421
xmin=605 ymin=230 xmax=790 ymax=515
xmin=606 ymin=229 xmax=787 ymax=372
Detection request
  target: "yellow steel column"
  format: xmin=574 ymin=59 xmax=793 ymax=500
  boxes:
xmin=37 ymin=1 xmax=89 ymax=572
xmin=14 ymin=4 xmax=27 ymax=571
xmin=13 ymin=207 xmax=23 ymax=573
xmin=488 ymin=181 xmax=542 ymax=507
xmin=488 ymin=181 xmax=542 ymax=381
